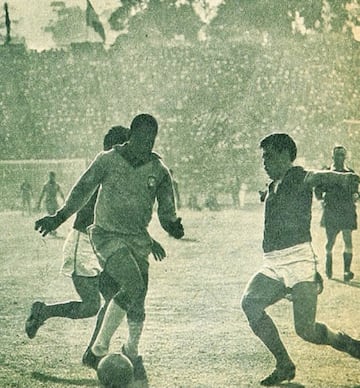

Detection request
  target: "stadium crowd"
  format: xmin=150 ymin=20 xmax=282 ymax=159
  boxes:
xmin=0 ymin=32 xmax=359 ymax=210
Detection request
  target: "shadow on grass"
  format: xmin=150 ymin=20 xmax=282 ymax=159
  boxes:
xmin=179 ymin=237 xmax=199 ymax=242
xmin=129 ymin=380 xmax=149 ymax=388
xmin=331 ymin=278 xmax=360 ymax=289
xmin=31 ymin=371 xmax=98 ymax=386
xmin=280 ymin=382 xmax=305 ymax=388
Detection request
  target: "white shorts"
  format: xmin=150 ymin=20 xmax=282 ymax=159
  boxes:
xmin=61 ymin=229 xmax=102 ymax=277
xmin=260 ymin=242 xmax=318 ymax=288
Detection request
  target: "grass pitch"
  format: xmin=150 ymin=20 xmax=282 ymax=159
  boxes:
xmin=1 ymin=204 xmax=360 ymax=387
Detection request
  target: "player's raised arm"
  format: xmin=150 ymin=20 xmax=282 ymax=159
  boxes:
xmin=35 ymin=153 xmax=106 ymax=237
xmin=305 ymin=170 xmax=360 ymax=191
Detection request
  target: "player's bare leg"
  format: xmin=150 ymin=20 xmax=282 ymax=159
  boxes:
xmin=292 ymin=281 xmax=360 ymax=358
xmin=242 ymin=274 xmax=295 ymax=386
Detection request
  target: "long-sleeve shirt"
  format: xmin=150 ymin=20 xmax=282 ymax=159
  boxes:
xmin=59 ymin=144 xmax=177 ymax=238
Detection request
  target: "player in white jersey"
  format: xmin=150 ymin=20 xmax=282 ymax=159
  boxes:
xmin=34 ymin=114 xmax=184 ymax=381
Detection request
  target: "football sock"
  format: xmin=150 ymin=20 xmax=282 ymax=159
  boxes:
xmin=86 ymin=303 xmax=108 ymax=349
xmin=125 ymin=319 xmax=144 ymax=358
xmin=92 ymin=300 xmax=126 ymax=357
xmin=325 ymin=253 xmax=332 ymax=277
xmin=42 ymin=301 xmax=96 ymax=320
xmin=326 ymin=327 xmax=350 ymax=349
xmin=343 ymin=252 xmax=353 ymax=273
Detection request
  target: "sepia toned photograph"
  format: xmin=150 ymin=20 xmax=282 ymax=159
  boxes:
xmin=1 ymin=1 xmax=360 ymax=387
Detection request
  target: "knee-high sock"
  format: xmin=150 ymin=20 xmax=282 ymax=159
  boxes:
xmin=344 ymin=252 xmax=353 ymax=273
xmin=43 ymin=301 xmax=97 ymax=320
xmin=86 ymin=303 xmax=108 ymax=350
xmin=125 ymin=319 xmax=144 ymax=358
xmin=92 ymin=300 xmax=126 ymax=356
xmin=326 ymin=253 xmax=333 ymax=276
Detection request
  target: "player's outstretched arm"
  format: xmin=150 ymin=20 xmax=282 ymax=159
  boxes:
xmin=35 ymin=211 xmax=68 ymax=237
xmin=305 ymin=170 xmax=360 ymax=191
xmin=35 ymin=154 xmax=105 ymax=237
xmin=161 ymin=217 xmax=184 ymax=239
xmin=151 ymin=238 xmax=166 ymax=261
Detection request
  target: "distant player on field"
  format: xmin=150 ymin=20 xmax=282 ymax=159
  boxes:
xmin=20 ymin=179 xmax=33 ymax=216
xmin=34 ymin=114 xmax=184 ymax=382
xmin=37 ymin=171 xmax=65 ymax=236
xmin=242 ymin=133 xmax=360 ymax=386
xmin=314 ymin=145 xmax=358 ymax=281
xmin=37 ymin=171 xmax=65 ymax=215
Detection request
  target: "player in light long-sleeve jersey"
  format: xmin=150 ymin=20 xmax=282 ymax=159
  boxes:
xmin=34 ymin=114 xmax=184 ymax=381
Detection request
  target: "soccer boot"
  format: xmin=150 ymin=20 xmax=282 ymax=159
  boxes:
xmin=82 ymin=348 xmax=104 ymax=370
xmin=260 ymin=364 xmax=296 ymax=386
xmin=122 ymin=345 xmax=147 ymax=381
xmin=25 ymin=301 xmax=46 ymax=339
xmin=333 ymin=332 xmax=360 ymax=359
xmin=344 ymin=271 xmax=354 ymax=282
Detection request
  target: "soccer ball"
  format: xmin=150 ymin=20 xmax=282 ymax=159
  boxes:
xmin=97 ymin=353 xmax=134 ymax=388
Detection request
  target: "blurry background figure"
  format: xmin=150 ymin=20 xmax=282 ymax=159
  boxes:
xmin=204 ymin=191 xmax=220 ymax=211
xmin=20 ymin=179 xmax=33 ymax=216
xmin=315 ymin=146 xmax=359 ymax=282
xmin=188 ymin=193 xmax=202 ymax=211
xmin=37 ymin=171 xmax=65 ymax=236
xmin=230 ymin=176 xmax=241 ymax=209
xmin=239 ymin=182 xmax=248 ymax=209
xmin=170 ymin=169 xmax=181 ymax=209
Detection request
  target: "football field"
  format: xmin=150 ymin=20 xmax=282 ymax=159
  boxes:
xmin=1 ymin=205 xmax=360 ymax=387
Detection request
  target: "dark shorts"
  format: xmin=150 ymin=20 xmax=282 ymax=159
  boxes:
xmin=321 ymin=205 xmax=357 ymax=232
xmin=88 ymin=225 xmax=151 ymax=321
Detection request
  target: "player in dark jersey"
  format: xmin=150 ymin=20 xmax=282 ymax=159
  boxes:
xmin=34 ymin=114 xmax=184 ymax=381
xmin=314 ymin=146 xmax=358 ymax=281
xmin=241 ymin=133 xmax=360 ymax=386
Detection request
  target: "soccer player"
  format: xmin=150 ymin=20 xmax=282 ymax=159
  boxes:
xmin=37 ymin=171 xmax=65 ymax=236
xmin=314 ymin=146 xmax=358 ymax=281
xmin=34 ymin=114 xmax=184 ymax=381
xmin=20 ymin=179 xmax=33 ymax=216
xmin=37 ymin=171 xmax=65 ymax=215
xmin=25 ymin=126 xmax=131 ymax=339
xmin=241 ymin=133 xmax=360 ymax=386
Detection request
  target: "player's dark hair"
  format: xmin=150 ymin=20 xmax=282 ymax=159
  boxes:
xmin=103 ymin=126 xmax=129 ymax=151
xmin=130 ymin=114 xmax=158 ymax=137
xmin=260 ymin=133 xmax=297 ymax=162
